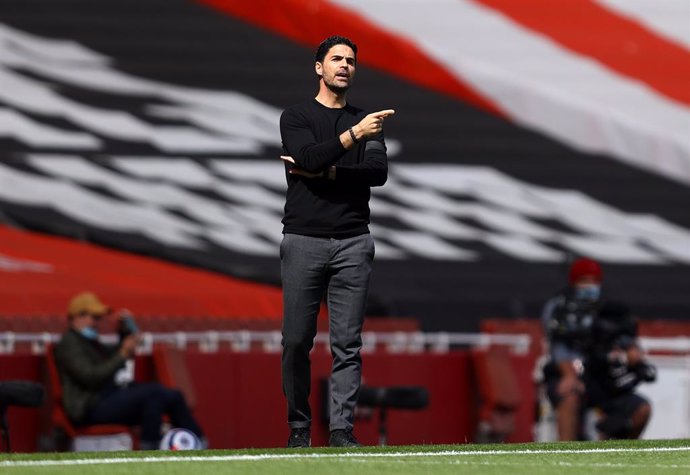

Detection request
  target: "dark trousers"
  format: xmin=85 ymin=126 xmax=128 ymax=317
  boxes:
xmin=281 ymin=233 xmax=374 ymax=431
xmin=84 ymin=382 xmax=203 ymax=445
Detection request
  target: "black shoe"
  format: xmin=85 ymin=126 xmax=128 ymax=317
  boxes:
xmin=287 ymin=428 xmax=311 ymax=448
xmin=329 ymin=429 xmax=361 ymax=447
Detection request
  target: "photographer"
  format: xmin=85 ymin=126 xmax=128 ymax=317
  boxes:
xmin=541 ymin=257 xmax=602 ymax=440
xmin=55 ymin=291 xmax=205 ymax=450
xmin=585 ymin=302 xmax=655 ymax=439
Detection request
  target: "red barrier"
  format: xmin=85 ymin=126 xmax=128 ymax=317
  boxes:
xmin=177 ymin=350 xmax=477 ymax=448
xmin=0 ymin=349 xmax=537 ymax=452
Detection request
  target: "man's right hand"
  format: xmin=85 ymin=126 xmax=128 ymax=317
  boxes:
xmin=353 ymin=109 xmax=395 ymax=140
xmin=119 ymin=334 xmax=138 ymax=359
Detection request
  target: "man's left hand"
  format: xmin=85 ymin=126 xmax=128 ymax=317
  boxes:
xmin=281 ymin=156 xmax=323 ymax=178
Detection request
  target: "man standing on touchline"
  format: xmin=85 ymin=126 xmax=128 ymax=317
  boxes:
xmin=279 ymin=35 xmax=394 ymax=448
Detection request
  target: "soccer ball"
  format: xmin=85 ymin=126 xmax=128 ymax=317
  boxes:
xmin=159 ymin=428 xmax=202 ymax=451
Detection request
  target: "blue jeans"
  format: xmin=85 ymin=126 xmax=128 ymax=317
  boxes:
xmin=280 ymin=233 xmax=375 ymax=431
xmin=83 ymin=382 xmax=204 ymax=446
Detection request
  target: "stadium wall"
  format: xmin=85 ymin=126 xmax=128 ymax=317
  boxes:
xmin=0 ymin=349 xmax=536 ymax=452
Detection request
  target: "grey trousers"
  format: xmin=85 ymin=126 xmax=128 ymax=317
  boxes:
xmin=280 ymin=232 xmax=374 ymax=431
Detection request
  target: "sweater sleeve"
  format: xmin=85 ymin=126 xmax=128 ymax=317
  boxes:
xmin=280 ymin=107 xmax=348 ymax=173
xmin=335 ymin=134 xmax=388 ymax=187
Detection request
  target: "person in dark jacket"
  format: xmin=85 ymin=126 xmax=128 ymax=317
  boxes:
xmin=55 ymin=291 xmax=204 ymax=450
xmin=279 ymin=35 xmax=393 ymax=448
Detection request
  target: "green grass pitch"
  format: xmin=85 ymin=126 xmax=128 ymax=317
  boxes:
xmin=1 ymin=439 xmax=688 ymax=475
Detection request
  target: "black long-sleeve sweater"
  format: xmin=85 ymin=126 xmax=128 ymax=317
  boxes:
xmin=280 ymin=99 xmax=388 ymax=238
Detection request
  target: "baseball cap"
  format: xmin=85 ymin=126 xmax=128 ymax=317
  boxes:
xmin=67 ymin=292 xmax=110 ymax=318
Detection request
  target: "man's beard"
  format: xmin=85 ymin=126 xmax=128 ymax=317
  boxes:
xmin=324 ymin=76 xmax=351 ymax=94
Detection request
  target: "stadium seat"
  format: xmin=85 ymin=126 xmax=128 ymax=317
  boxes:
xmin=357 ymin=385 xmax=429 ymax=445
xmin=471 ymin=346 xmax=522 ymax=443
xmin=44 ymin=343 xmax=135 ymax=451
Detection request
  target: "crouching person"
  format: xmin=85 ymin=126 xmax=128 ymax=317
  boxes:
xmin=586 ymin=302 xmax=656 ymax=439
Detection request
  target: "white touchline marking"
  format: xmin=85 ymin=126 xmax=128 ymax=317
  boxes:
xmin=342 ymin=457 xmax=690 ymax=469
xmin=1 ymin=446 xmax=689 ymax=467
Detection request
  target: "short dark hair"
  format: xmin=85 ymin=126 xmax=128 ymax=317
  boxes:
xmin=315 ymin=35 xmax=357 ymax=63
